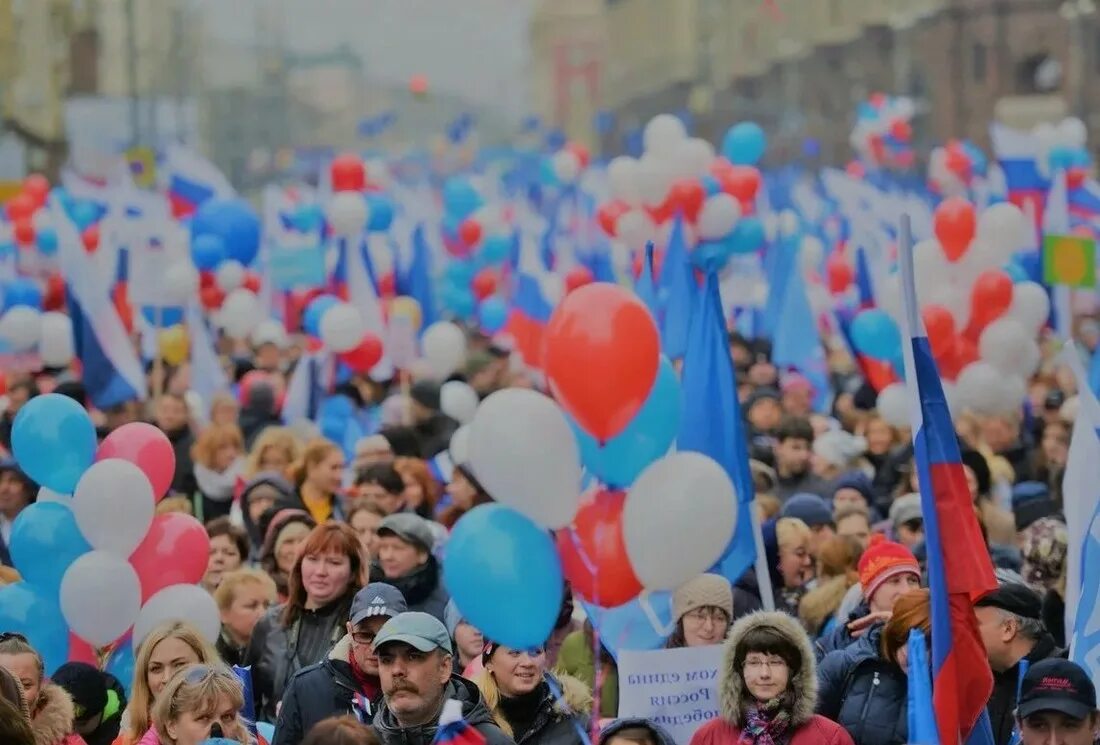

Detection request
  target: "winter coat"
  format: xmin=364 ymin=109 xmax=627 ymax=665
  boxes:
xmin=816 ymin=625 xmax=908 ymax=745
xmin=370 ymin=674 xmax=514 ymax=745
xmin=690 ymin=612 xmax=853 ymax=745
xmin=987 ymin=633 xmax=1064 ymax=745
xmin=556 ymin=630 xmax=618 ymax=719
xmin=246 ymin=593 xmax=354 ymax=721
xmin=162 ymin=426 xmax=196 ymax=499
xmin=368 ymin=558 xmax=449 ymax=623
xmin=488 ymin=674 xmax=590 ymax=745
xmin=813 ymin=600 xmax=870 ymax=662
xmin=82 ymin=673 xmax=126 ymax=745
xmin=31 ymin=683 xmax=88 ymax=745
xmin=415 ymin=413 xmax=459 ymax=459
xmin=598 ymin=718 xmax=677 ymax=745
xmin=800 ymin=576 xmax=857 ymax=639
xmin=273 ymin=634 xmax=381 ymax=745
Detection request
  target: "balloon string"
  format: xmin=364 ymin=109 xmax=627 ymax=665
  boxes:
xmin=544 ymin=674 xmax=592 ymax=745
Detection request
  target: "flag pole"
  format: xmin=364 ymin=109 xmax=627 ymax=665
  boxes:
xmin=751 ymin=502 xmax=775 ymax=611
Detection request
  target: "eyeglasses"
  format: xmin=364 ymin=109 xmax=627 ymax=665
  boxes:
xmin=743 ymin=657 xmax=788 ymax=671
xmin=683 ymin=608 xmax=730 ymax=625
xmin=351 ymin=631 xmax=377 ymax=646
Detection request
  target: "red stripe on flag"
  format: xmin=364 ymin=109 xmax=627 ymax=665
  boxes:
xmin=505 ymin=311 xmax=545 ymax=369
xmin=928 ymin=462 xmax=997 ymax=597
xmin=934 ymin=595 xmax=994 ymax=743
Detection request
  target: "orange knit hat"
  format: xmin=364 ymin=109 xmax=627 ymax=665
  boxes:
xmin=858 ymin=534 xmax=920 ymax=600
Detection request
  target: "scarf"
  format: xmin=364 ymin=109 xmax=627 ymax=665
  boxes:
xmin=194 ymin=458 xmax=246 ymax=501
xmin=348 ymin=645 xmax=382 ymax=700
xmin=739 ymin=695 xmax=793 ymax=745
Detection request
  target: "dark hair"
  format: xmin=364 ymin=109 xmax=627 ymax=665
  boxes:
xmin=776 ymin=416 xmax=814 ymax=444
xmin=282 ymin=523 xmax=364 ymax=627
xmin=732 ymin=625 xmax=803 ymax=678
xmin=601 ymin=726 xmax=658 ymax=745
xmin=205 ymin=517 xmax=250 ymax=561
xmin=438 ymin=464 xmax=494 ymax=529
xmin=355 ymin=463 xmax=404 ymax=495
xmin=302 ymin=716 xmax=381 ymax=745
xmin=378 ymin=426 xmax=422 ymax=458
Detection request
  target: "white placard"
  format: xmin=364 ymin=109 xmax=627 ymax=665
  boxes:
xmin=617 ymin=644 xmax=723 ymax=744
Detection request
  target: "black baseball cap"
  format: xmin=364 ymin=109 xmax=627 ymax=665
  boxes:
xmin=1017 ymin=659 xmax=1097 ymax=721
xmin=975 ymin=582 xmax=1042 ymax=620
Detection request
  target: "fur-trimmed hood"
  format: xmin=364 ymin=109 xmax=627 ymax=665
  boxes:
xmin=719 ymin=611 xmax=817 ymax=728
xmin=31 ymin=682 xmax=80 ymax=745
xmin=548 ymin=672 xmax=593 ymax=717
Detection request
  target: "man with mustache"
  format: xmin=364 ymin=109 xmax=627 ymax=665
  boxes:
xmin=371 ymin=611 xmax=514 ymax=744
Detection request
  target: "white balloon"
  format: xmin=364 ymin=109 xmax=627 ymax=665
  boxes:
xmin=73 ymin=459 xmax=155 ymax=556
xmin=976 ymin=203 xmax=1029 ymax=257
xmin=468 ymin=389 xmax=581 ymax=528
xmin=999 ymin=375 xmax=1027 ymax=414
xmin=941 ymin=380 xmax=960 ymax=420
xmin=552 ymin=150 xmax=581 ymax=184
xmin=1007 ymin=281 xmax=1050 ymax=331
xmin=615 ymin=210 xmax=657 ymax=251
xmin=607 ymin=157 xmax=642 ymax=206
xmin=956 ymin=362 xmax=1017 ymax=415
xmin=979 ymin=318 xmax=1041 ymax=378
xmin=319 ymin=303 xmax=366 ymax=353
xmin=215 ymin=259 xmax=246 ymax=292
xmin=925 ymin=279 xmax=972 ymax=329
xmin=913 ymin=239 xmax=948 ymax=298
xmin=440 ymin=381 xmax=479 ymax=425
xmin=635 ymin=155 xmax=674 ymax=206
xmin=326 ymin=192 xmax=369 ymax=238
xmin=624 ymin=453 xmax=737 ymax=591
xmin=643 ymin=114 xmax=687 ymax=155
xmin=876 ymin=383 xmax=911 ymax=428
xmin=697 ymin=194 xmax=741 ymax=240
xmin=421 ymin=321 xmax=467 ymax=379
xmin=878 ymin=274 xmax=903 ymax=322
xmin=250 ymin=318 xmax=288 ymax=349
xmin=676 ymin=137 xmax=716 ymax=177
xmin=39 ymin=311 xmax=74 ymax=367
xmin=132 ymin=584 xmax=221 ymax=650
xmin=449 ymin=425 xmax=470 ymax=465
xmin=778 ymin=210 xmax=800 ymax=238
xmin=61 ymin=551 xmax=142 ymax=646
xmin=799 ymin=235 xmax=825 ymax=275
xmin=0 ymin=307 xmax=41 ymax=352
xmin=1058 ymin=116 xmax=1087 ymax=148
xmin=162 ymin=262 xmax=200 ymax=304
xmin=219 ymin=289 xmax=263 ymax=339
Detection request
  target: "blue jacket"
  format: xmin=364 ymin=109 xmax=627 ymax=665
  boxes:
xmin=814 ymin=601 xmax=870 ymax=662
xmin=817 ymin=625 xmax=909 ymax=745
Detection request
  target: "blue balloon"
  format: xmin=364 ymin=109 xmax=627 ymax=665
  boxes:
xmin=722 ymin=122 xmax=767 ymax=166
xmin=442 ymin=284 xmax=476 ymax=319
xmin=104 ymin=641 xmax=134 ymax=696
xmin=4 ymin=278 xmax=42 ymax=310
xmin=0 ymin=583 xmax=69 ymax=674
xmin=444 ymin=259 xmax=477 ymax=287
xmin=36 ymin=228 xmax=58 ymax=256
xmin=850 ymin=309 xmax=901 ymax=361
xmin=729 ymin=217 xmax=765 ymax=254
xmin=692 ymin=239 xmax=735 ymax=272
xmin=366 ymin=194 xmax=395 ymax=232
xmin=9 ymin=503 xmax=91 ymax=593
xmin=480 ymin=234 xmax=511 ymax=266
xmin=303 ymin=294 xmax=340 ymax=337
xmin=581 ymin=592 xmax=673 ymax=658
xmin=444 ymin=504 xmax=563 ymax=649
xmin=700 ymin=175 xmax=722 ymax=196
xmin=12 ymin=394 xmax=96 ymax=493
xmin=1049 ymin=146 xmax=1077 ymax=173
xmin=293 ymin=204 xmax=324 ymax=232
xmin=192 ymin=198 xmax=261 ymax=266
xmin=478 ymin=297 xmax=508 ymax=333
xmin=141 ymin=306 xmax=184 ymax=328
xmin=70 ymin=201 xmax=100 ymax=230
xmin=572 ymin=356 xmax=681 ymax=488
xmin=442 ymin=177 xmax=483 ymax=220
xmin=1004 ymin=261 xmax=1029 ymax=283
xmin=190 ymin=233 xmax=226 ymax=271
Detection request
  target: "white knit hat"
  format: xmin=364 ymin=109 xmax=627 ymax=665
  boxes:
xmin=672 ymin=574 xmax=734 ymax=622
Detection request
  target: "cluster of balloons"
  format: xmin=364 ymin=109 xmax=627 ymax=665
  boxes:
xmin=927 ymin=140 xmax=990 ymax=197
xmin=443 ymin=283 xmax=736 ymax=649
xmin=1033 ymin=117 xmax=1090 ymax=182
xmin=0 ymin=173 xmax=101 ymax=255
xmin=0 ymin=395 xmax=217 ymax=677
xmin=0 ymin=278 xmax=72 ymax=366
xmin=849 ymin=93 xmax=916 ymax=170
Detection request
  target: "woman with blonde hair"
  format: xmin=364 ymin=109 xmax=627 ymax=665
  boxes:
xmin=214 ymin=568 xmax=277 ymax=667
xmin=190 ymin=424 xmax=246 ymax=522
xmin=111 ymin=622 xmax=220 ymax=745
xmin=243 ymin=428 xmax=301 ymax=482
xmin=0 ymin=633 xmax=86 ymax=745
xmin=147 ymin=664 xmax=251 ymax=745
xmin=288 ymin=439 xmax=346 ymax=524
xmin=762 ymin=518 xmax=815 ymax=617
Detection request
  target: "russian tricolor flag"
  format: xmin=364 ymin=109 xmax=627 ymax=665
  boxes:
xmin=897 ymin=214 xmax=998 ymax=745
xmin=990 ymin=122 xmax=1048 ymax=228
xmin=504 ymin=238 xmax=554 ymax=370
xmin=160 ymin=145 xmax=234 ymax=218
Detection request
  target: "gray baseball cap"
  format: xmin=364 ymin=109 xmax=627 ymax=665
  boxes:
xmin=349 ymin=582 xmax=408 ymax=626
xmin=373 ymin=612 xmax=453 ymax=655
xmin=377 ymin=513 xmax=434 ymax=552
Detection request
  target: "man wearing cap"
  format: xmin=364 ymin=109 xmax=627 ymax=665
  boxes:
xmin=371 ymin=611 xmax=514 ymax=744
xmin=273 ymin=583 xmax=407 ymax=745
xmin=780 ymin=493 xmax=836 ymax=558
xmin=1016 ymin=658 xmax=1098 ymax=745
xmin=371 ymin=513 xmax=449 ymax=623
xmin=887 ymin=493 xmax=923 ymax=551
xmin=975 ymin=580 xmax=1064 ymax=745
xmin=51 ymin=662 xmax=126 ymax=745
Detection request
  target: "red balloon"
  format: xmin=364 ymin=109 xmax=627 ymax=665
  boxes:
xmin=644 ymin=202 xmax=673 ymax=226
xmin=709 ymin=158 xmax=734 ymax=178
xmin=1069 ymin=167 xmax=1088 ymax=189
xmin=921 ymin=305 xmax=956 ymax=360
xmin=129 ymin=513 xmax=210 ymax=602
xmin=377 ymin=272 xmax=396 ymax=298
xmin=43 ymin=273 xmax=65 ymax=311
xmin=97 ymin=422 xmax=176 ymax=501
xmin=544 ymin=283 xmax=660 ymax=442
xmin=5 ymin=193 xmax=34 ymax=221
xmin=719 ymin=166 xmax=761 ymax=203
xmin=869 ymin=92 xmax=887 ymax=109
xmin=889 ymin=119 xmax=912 ymax=142
xmin=967 ymin=269 xmax=1013 ymax=338
xmin=664 ymin=179 xmax=706 ymax=222
xmin=330 ymin=153 xmax=366 ymax=192
xmin=556 ymin=490 xmax=642 ymax=608
xmin=200 ymin=285 xmax=225 ymax=310
xmin=944 ymin=143 xmax=972 ymax=180
xmin=68 ymin=632 xmax=99 ymax=664
xmin=12 ymin=218 xmax=34 ymax=246
xmin=826 ymin=255 xmax=854 ymax=294
xmin=409 ymin=74 xmax=429 ymax=96
xmin=242 ymin=271 xmax=262 ymax=293
xmin=23 ymin=174 xmax=50 ymax=206
xmin=471 ymin=269 xmax=498 ymax=300
xmin=565 ymin=142 xmax=591 ymax=170
xmin=565 ymin=266 xmax=594 ymax=293
xmin=846 ymin=161 xmax=866 ymax=178
xmin=597 ymin=201 xmax=628 ymax=237
xmin=459 ymin=218 xmax=482 ymax=247
xmin=338 ymin=334 xmax=384 ymax=373
xmin=933 ymin=197 xmax=976 ymax=262
xmin=81 ymin=224 xmax=100 ymax=253
xmin=199 ymin=270 xmax=217 ymax=289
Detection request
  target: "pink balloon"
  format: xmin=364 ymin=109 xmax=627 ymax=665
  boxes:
xmin=97 ymin=423 xmax=176 ymax=500
xmin=129 ymin=513 xmax=209 ymax=603
xmin=68 ymin=632 xmax=98 ymax=663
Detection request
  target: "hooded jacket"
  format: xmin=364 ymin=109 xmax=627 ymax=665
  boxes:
xmin=238 ymin=473 xmax=299 ymax=556
xmin=690 ymin=612 xmax=853 ymax=745
xmin=31 ymin=683 xmax=87 ymax=745
xmin=598 ymin=718 xmax=677 ymax=745
xmin=485 ymin=673 xmax=591 ymax=745
xmin=368 ymin=559 xmax=449 ymax=623
xmin=370 ymin=674 xmax=514 ymax=745
xmin=816 ymin=625 xmax=908 ymax=745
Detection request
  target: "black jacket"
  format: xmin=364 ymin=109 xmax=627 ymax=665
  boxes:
xmin=817 ymin=625 xmax=909 ymax=745
xmin=415 ymin=413 xmax=459 ymax=459
xmin=273 ymin=635 xmax=380 ymax=745
xmin=163 ymin=425 xmax=197 ymax=498
xmin=814 ymin=600 xmax=870 ymax=662
xmin=369 ymin=559 xmax=449 ymax=623
xmin=987 ymin=634 xmax=1064 ymax=745
xmin=496 ymin=676 xmax=589 ymax=745
xmin=371 ymin=674 xmax=514 ymax=745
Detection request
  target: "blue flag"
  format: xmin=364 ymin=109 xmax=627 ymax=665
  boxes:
xmin=907 ymin=629 xmax=939 ymax=745
xmin=772 ymin=260 xmax=829 ymax=411
xmin=634 ymin=241 xmax=661 ymax=322
xmin=760 ymin=234 xmax=797 ymax=340
xmin=407 ymin=223 xmax=438 ymax=331
xmin=658 ymin=215 xmax=696 ymax=359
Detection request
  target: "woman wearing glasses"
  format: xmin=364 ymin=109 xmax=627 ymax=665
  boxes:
xmin=689 ymin=611 xmax=853 ymax=745
xmin=147 ymin=664 xmax=251 ymax=745
xmin=0 ymin=632 xmax=87 ymax=745
xmin=666 ymin=574 xmax=734 ymax=649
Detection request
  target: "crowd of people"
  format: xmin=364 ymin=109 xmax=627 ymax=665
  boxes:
xmin=0 ymin=314 xmax=1095 ymax=745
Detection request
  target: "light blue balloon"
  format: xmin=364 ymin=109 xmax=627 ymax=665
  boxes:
xmin=303 ymin=294 xmax=339 ymax=337
xmin=444 ymin=259 xmax=477 ymax=286
xmin=442 ymin=284 xmax=476 ymax=319
xmin=571 ymin=356 xmax=681 ymax=488
xmin=4 ymin=278 xmax=42 ymax=310
xmin=70 ymin=201 xmax=100 ymax=230
xmin=190 ymin=233 xmax=226 ymax=271
xmin=692 ymin=239 xmax=735 ymax=272
xmin=700 ymin=175 xmax=722 ymax=196
xmin=722 ymin=122 xmax=768 ymax=166
xmin=293 ymin=204 xmax=324 ymax=232
xmin=480 ymin=234 xmax=511 ymax=266
xmin=9 ymin=503 xmax=91 ymax=593
xmin=141 ymin=306 xmax=184 ymax=328
xmin=478 ymin=297 xmax=508 ymax=333
xmin=444 ymin=504 xmax=563 ymax=649
xmin=36 ymin=228 xmax=58 ymax=256
xmin=729 ymin=217 xmax=765 ymax=254
xmin=0 ymin=583 xmax=69 ymax=674
xmin=851 ymin=308 xmax=901 ymax=361
xmin=1004 ymin=261 xmax=1029 ymax=283
xmin=1049 ymin=146 xmax=1077 ymax=173
xmin=12 ymin=394 xmax=96 ymax=493
xmin=367 ymin=194 xmax=395 ymax=232
xmin=105 ymin=642 xmax=135 ymax=696
xmin=442 ymin=177 xmax=483 ymax=220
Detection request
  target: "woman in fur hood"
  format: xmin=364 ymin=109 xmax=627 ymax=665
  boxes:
xmin=689 ymin=612 xmax=852 ymax=745
xmin=0 ymin=634 xmax=87 ymax=745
